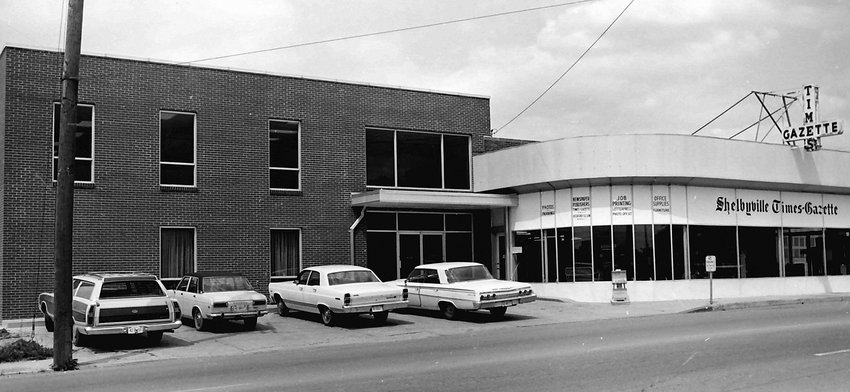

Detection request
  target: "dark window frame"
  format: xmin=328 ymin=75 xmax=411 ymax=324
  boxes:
xmin=159 ymin=110 xmax=196 ymax=187
xmin=269 ymin=119 xmax=301 ymax=191
xmin=52 ymin=102 xmax=95 ymax=183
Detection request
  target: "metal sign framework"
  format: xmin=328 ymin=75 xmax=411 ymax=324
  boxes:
xmin=692 ymin=90 xmax=799 ymax=144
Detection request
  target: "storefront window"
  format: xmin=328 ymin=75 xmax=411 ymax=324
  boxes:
xmin=545 ymin=229 xmax=558 ymax=282
xmin=653 ymin=225 xmax=671 ymax=280
xmin=574 ymin=226 xmax=593 ymax=282
xmin=514 ymin=230 xmax=542 ymax=283
xmin=826 ymin=229 xmax=850 ymax=275
xmin=612 ymin=225 xmax=633 ymax=280
xmin=593 ymin=226 xmax=612 ymax=281
xmin=672 ymin=225 xmax=687 ymax=279
xmin=558 ymin=227 xmax=574 ymax=282
xmin=738 ymin=227 xmax=780 ymax=278
xmin=689 ymin=225 xmax=737 ymax=279
xmin=783 ymin=228 xmax=824 ymax=277
xmin=634 ymin=224 xmax=653 ymax=280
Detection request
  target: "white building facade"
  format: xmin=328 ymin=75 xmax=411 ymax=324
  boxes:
xmin=474 ymin=134 xmax=850 ymax=302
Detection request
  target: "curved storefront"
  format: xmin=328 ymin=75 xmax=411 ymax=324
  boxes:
xmin=474 ymin=134 xmax=850 ymax=302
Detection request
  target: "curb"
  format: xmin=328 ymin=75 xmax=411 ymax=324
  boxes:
xmin=684 ymin=295 xmax=850 ymax=313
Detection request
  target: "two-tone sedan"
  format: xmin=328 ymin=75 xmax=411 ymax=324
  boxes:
xmin=397 ymin=262 xmax=536 ymax=320
xmin=169 ymin=271 xmax=268 ymax=331
xmin=268 ymin=265 xmax=408 ymax=326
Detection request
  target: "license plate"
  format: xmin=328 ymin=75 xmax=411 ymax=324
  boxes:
xmin=230 ymin=303 xmax=248 ymax=312
xmin=371 ymin=305 xmax=383 ymax=312
xmin=126 ymin=326 xmax=144 ymax=334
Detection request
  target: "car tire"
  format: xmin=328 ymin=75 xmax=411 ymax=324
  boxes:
xmin=193 ymin=309 xmax=207 ymax=332
xmin=276 ymin=297 xmax=289 ymax=316
xmin=320 ymin=306 xmax=335 ymax=326
xmin=489 ymin=306 xmax=507 ymax=318
xmin=72 ymin=328 xmax=88 ymax=347
xmin=441 ymin=302 xmax=460 ymax=320
xmin=44 ymin=313 xmax=55 ymax=332
xmin=243 ymin=317 xmax=258 ymax=330
xmin=373 ymin=311 xmax=389 ymax=323
xmin=146 ymin=331 xmax=164 ymax=345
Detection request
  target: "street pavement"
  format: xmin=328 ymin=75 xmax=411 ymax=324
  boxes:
xmin=2 ymin=293 xmax=848 ymax=376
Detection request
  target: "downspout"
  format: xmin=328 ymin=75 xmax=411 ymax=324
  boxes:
xmin=349 ymin=207 xmax=367 ymax=265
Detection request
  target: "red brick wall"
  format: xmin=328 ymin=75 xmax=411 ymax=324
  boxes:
xmin=1 ymin=47 xmax=491 ymax=319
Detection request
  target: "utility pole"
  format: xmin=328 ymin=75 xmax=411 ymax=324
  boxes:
xmin=53 ymin=0 xmax=84 ymax=372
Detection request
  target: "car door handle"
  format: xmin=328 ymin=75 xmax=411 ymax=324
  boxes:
xmin=312 ymin=289 xmax=317 ymax=292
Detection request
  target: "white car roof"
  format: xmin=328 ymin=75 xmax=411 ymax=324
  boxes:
xmin=416 ymin=262 xmax=483 ymax=271
xmin=304 ymin=265 xmax=373 ymax=273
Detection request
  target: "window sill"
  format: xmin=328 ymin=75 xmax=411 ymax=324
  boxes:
xmin=52 ymin=182 xmax=96 ymax=189
xmin=160 ymin=185 xmax=198 ymax=193
xmin=270 ymin=189 xmax=303 ymax=196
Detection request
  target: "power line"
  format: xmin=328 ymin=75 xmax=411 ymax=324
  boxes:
xmin=494 ymin=0 xmax=636 ymax=134
xmin=181 ymin=0 xmax=596 ymax=66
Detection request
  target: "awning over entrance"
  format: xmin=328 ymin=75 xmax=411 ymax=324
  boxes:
xmin=351 ymin=189 xmax=517 ymax=210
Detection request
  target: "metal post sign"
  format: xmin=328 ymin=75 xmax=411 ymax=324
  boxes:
xmin=705 ymin=255 xmax=717 ymax=273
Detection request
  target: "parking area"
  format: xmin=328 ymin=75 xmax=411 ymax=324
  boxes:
xmin=1 ymin=298 xmax=708 ymax=374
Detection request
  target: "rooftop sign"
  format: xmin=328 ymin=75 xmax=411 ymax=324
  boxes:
xmin=782 ymin=85 xmax=844 ymax=149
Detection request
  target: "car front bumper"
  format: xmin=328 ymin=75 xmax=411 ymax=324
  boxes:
xmin=333 ymin=300 xmax=408 ymax=314
xmin=80 ymin=320 xmax=182 ymax=336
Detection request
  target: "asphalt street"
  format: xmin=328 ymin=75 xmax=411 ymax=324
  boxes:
xmin=3 ymin=300 xmax=850 ymax=391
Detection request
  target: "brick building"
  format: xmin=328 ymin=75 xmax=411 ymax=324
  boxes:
xmin=0 ymin=46 xmax=516 ymax=320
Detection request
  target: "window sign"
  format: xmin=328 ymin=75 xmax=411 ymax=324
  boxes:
xmin=541 ymin=190 xmax=555 ymax=229
xmin=571 ymin=187 xmax=591 ymax=226
xmin=611 ymin=185 xmax=632 ymax=225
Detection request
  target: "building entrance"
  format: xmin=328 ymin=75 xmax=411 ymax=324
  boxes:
xmin=399 ymin=233 xmax=444 ymax=279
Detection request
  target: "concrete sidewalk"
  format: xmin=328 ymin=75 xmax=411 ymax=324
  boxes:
xmin=2 ymin=293 xmax=848 ymax=376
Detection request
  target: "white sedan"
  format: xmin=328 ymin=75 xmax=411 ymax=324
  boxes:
xmin=169 ymin=271 xmax=268 ymax=331
xmin=395 ymin=262 xmax=536 ymax=320
xmin=268 ymin=265 xmax=408 ymax=326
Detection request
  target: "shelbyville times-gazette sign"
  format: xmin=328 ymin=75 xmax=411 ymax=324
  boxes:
xmin=716 ymin=197 xmax=838 ymax=216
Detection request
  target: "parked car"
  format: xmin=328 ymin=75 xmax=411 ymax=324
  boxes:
xmin=395 ymin=262 xmax=536 ymax=320
xmin=168 ymin=271 xmax=268 ymax=331
xmin=38 ymin=272 xmax=182 ymax=346
xmin=268 ymin=265 xmax=408 ymax=326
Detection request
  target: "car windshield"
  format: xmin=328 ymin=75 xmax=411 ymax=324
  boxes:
xmin=327 ymin=270 xmax=380 ymax=286
xmin=100 ymin=280 xmax=165 ymax=298
xmin=203 ymin=276 xmax=253 ymax=292
xmin=445 ymin=265 xmax=493 ymax=283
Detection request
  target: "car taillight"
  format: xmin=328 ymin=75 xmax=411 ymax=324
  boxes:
xmin=173 ymin=301 xmax=182 ymax=320
xmin=344 ymin=293 xmax=351 ymax=306
xmin=402 ymin=288 xmax=408 ymax=301
xmin=86 ymin=305 xmax=95 ymax=327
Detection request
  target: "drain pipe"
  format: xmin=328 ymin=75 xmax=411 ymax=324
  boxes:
xmin=349 ymin=207 xmax=367 ymax=265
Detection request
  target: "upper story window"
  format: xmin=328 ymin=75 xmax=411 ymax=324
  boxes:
xmin=269 ymin=120 xmax=300 ymax=190
xmin=52 ymin=103 xmax=94 ymax=183
xmin=366 ymin=128 xmax=470 ymax=190
xmin=160 ymin=111 xmax=196 ymax=186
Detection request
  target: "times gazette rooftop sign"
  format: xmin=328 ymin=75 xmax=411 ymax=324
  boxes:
xmin=782 ymin=85 xmax=844 ymax=150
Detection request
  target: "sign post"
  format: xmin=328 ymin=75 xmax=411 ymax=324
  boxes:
xmin=705 ymin=255 xmax=716 ymax=305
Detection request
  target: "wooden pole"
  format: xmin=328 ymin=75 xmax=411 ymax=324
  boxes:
xmin=53 ymin=0 xmax=84 ymax=372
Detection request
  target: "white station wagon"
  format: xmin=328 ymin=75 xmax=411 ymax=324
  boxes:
xmin=268 ymin=265 xmax=408 ymax=326
xmin=396 ymin=262 xmax=536 ymax=320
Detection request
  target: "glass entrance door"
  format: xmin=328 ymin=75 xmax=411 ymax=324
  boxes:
xmin=399 ymin=233 xmax=444 ymax=279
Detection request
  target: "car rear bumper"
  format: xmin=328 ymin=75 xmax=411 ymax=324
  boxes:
xmin=207 ymin=310 xmax=268 ymax=319
xmin=80 ymin=320 xmax=182 ymax=335
xmin=334 ymin=300 xmax=408 ymax=314
xmin=474 ymin=294 xmax=537 ymax=310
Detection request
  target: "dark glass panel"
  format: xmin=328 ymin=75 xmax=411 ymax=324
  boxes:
xmin=783 ymin=228 xmax=824 ymax=277
xmin=366 ymin=212 xmax=397 ymax=231
xmin=446 ymin=233 xmax=473 ymax=261
xmin=445 ymin=213 xmax=472 ymax=231
xmin=826 ymin=229 xmax=850 ymax=276
xmin=738 ymin=227 xmax=780 ymax=278
xmin=545 ymin=229 xmax=558 ymax=282
xmin=654 ymin=225 xmax=673 ymax=280
xmin=366 ymin=129 xmax=395 ymax=186
xmin=161 ymin=164 xmax=194 ymax=186
xmin=397 ymin=132 xmax=441 ymax=188
xmin=160 ymin=112 xmax=195 ymax=163
xmin=443 ymin=135 xmax=470 ymax=189
xmin=269 ymin=121 xmax=299 ymax=168
xmin=613 ymin=225 xmax=634 ymax=280
xmin=74 ymin=160 xmax=92 ymax=182
xmin=514 ymin=230 xmax=542 ymax=283
xmin=558 ymin=227 xmax=574 ymax=282
xmin=672 ymin=225 xmax=687 ymax=280
xmin=270 ymin=169 xmax=298 ymax=190
xmin=398 ymin=213 xmax=443 ymax=231
xmin=593 ymin=226 xmax=612 ymax=281
xmin=367 ymin=232 xmax=397 ymax=281
xmin=574 ymin=226 xmax=593 ymax=282
xmin=689 ymin=225 xmax=737 ymax=278
xmin=634 ymin=224 xmax=654 ymax=281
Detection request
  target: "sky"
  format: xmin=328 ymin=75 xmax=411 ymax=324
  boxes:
xmin=2 ymin=0 xmax=849 ymax=150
